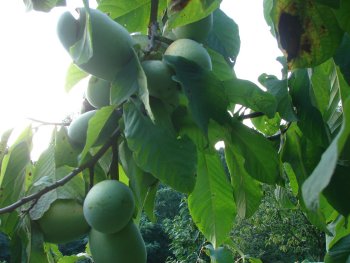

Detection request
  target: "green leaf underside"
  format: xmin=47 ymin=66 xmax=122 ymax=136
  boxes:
xmin=188 ymin=151 xmax=235 ymax=248
xmin=123 ymin=101 xmax=197 ymax=193
xmin=229 ymin=121 xmax=279 ymax=184
xmin=302 ymin=97 xmax=350 ymax=212
xmin=65 ymin=63 xmax=89 ymax=93
xmin=0 ymin=141 xmax=31 ymax=234
xmin=225 ymin=144 xmax=263 ymax=219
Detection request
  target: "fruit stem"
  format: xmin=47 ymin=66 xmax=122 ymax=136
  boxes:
xmin=147 ymin=0 xmax=159 ymax=51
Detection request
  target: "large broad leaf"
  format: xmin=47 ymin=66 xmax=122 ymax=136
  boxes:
xmin=64 ymin=63 xmax=89 ymax=93
xmin=165 ymin=56 xmax=231 ymax=135
xmin=206 ymin=9 xmax=240 ymax=63
xmin=166 ymin=0 xmax=220 ymax=29
xmin=188 ymin=151 xmax=235 ymax=248
xmin=205 ymin=244 xmax=235 ymax=263
xmin=229 ymin=121 xmax=279 ymax=184
xmin=334 ymin=33 xmax=350 ymax=86
xmin=223 ymin=78 xmax=277 ymax=118
xmin=302 ymin=98 xmax=350 ymax=212
xmin=259 ymin=74 xmax=297 ymax=121
xmin=225 ymin=143 xmax=263 ymax=218
xmin=0 ymin=141 xmax=31 ymax=234
xmin=98 ymin=0 xmax=167 ymax=34
xmin=119 ymin=141 xmax=158 ymax=221
xmin=334 ymin=0 xmax=350 ymax=34
xmin=270 ymin=0 xmax=343 ymax=68
xmin=289 ymin=69 xmax=329 ymax=147
xmin=123 ymin=100 xmax=197 ymax=193
xmin=324 ymin=234 xmax=350 ymax=263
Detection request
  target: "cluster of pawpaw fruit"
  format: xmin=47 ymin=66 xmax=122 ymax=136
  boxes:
xmin=33 ymin=6 xmax=214 ymax=263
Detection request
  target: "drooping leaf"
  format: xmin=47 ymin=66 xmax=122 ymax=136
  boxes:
xmin=98 ymin=0 xmax=167 ymax=34
xmin=270 ymin=0 xmax=343 ymax=68
xmin=206 ymin=9 xmax=240 ymax=63
xmin=0 ymin=140 xmax=31 ymax=234
xmin=64 ymin=63 xmax=89 ymax=93
xmin=225 ymin=143 xmax=263 ymax=218
xmin=229 ymin=121 xmax=279 ymax=184
xmin=324 ymin=234 xmax=350 ymax=263
xmin=259 ymin=74 xmax=297 ymax=121
xmin=274 ymin=186 xmax=296 ymax=209
xmin=289 ymin=69 xmax=329 ymax=147
xmin=188 ymin=151 xmax=235 ymax=248
xmin=54 ymin=127 xmax=80 ymax=168
xmin=123 ymin=100 xmax=197 ymax=193
xmin=165 ymin=56 xmax=231 ymax=134
xmin=223 ymin=78 xmax=277 ymax=118
xmin=302 ymin=98 xmax=350 ymax=212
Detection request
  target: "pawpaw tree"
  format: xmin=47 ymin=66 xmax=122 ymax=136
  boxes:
xmin=1 ymin=0 xmax=350 ymax=262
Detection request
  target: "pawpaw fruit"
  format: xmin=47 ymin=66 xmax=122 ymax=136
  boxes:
xmin=86 ymin=76 xmax=111 ymax=108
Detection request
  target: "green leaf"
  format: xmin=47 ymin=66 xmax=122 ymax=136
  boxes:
xmin=325 ymin=234 xmax=350 ymax=263
xmin=0 ymin=129 xmax=13 ymax=173
xmin=302 ymin=98 xmax=350 ymax=212
xmin=289 ymin=69 xmax=329 ymax=147
xmin=123 ymin=100 xmax=197 ymax=193
xmin=327 ymin=216 xmax=350 ymax=250
xmin=315 ymin=0 xmax=340 ymax=8
xmin=225 ymin=144 xmax=263 ymax=218
xmin=165 ymin=56 xmax=231 ymax=134
xmin=251 ymin=113 xmax=281 ymax=136
xmin=0 ymin=140 xmax=31 ymax=234
xmin=206 ymin=9 xmax=240 ymax=62
xmin=229 ymin=121 xmax=279 ymax=184
xmin=205 ymin=244 xmax=235 ymax=263
xmin=64 ymin=63 xmax=89 ymax=93
xmin=188 ymin=151 xmax=235 ymax=248
xmin=259 ymin=74 xmax=297 ymax=121
xmin=29 ymin=222 xmax=47 ymax=263
xmin=10 ymin=217 xmax=31 ymax=263
xmin=334 ymin=33 xmax=350 ymax=86
xmin=166 ymin=0 xmax=220 ymax=29
xmin=274 ymin=186 xmax=296 ymax=209
xmin=207 ymin=48 xmax=236 ymax=81
xmin=334 ymin=0 xmax=350 ymax=34
xmin=80 ymin=106 xmax=119 ymax=161
xmin=223 ymin=78 xmax=277 ymax=118
xmin=98 ymin=0 xmax=167 ymax=34
xmin=54 ymin=127 xmax=80 ymax=168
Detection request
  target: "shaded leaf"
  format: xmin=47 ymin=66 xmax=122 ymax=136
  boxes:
xmin=325 ymin=234 xmax=350 ymax=263
xmin=205 ymin=244 xmax=235 ymax=263
xmin=315 ymin=0 xmax=340 ymax=8
xmin=123 ymin=100 xmax=197 ymax=193
xmin=302 ymin=98 xmax=350 ymax=212
xmin=334 ymin=33 xmax=350 ymax=86
xmin=188 ymin=151 xmax=235 ymax=248
xmin=207 ymin=48 xmax=236 ymax=81
xmin=224 ymin=78 xmax=277 ymax=118
xmin=334 ymin=0 xmax=350 ymax=34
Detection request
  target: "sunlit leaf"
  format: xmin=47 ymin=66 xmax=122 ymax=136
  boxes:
xmin=188 ymin=151 xmax=235 ymax=248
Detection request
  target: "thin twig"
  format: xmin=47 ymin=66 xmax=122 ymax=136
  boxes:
xmin=110 ymin=140 xmax=119 ymax=180
xmin=267 ymin=122 xmax=291 ymax=141
xmin=238 ymin=111 xmax=265 ymax=120
xmin=89 ymin=166 xmax=94 ymax=191
xmin=27 ymin=118 xmax=70 ymax=126
xmin=0 ymin=128 xmax=121 ymax=215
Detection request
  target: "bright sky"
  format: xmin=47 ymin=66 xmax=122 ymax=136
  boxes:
xmin=0 ymin=0 xmax=282 ymax=156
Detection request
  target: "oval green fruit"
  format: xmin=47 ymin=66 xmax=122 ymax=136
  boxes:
xmin=164 ymin=38 xmax=212 ymax=70
xmin=142 ymin=60 xmax=179 ymax=110
xmin=37 ymin=199 xmax=90 ymax=244
xmin=86 ymin=76 xmax=111 ymax=108
xmin=57 ymin=8 xmax=134 ymax=81
xmin=89 ymin=221 xmax=146 ymax=263
xmin=173 ymin=13 xmax=213 ymax=42
xmin=83 ymin=180 xmax=135 ymax=233
xmin=67 ymin=109 xmax=119 ymax=149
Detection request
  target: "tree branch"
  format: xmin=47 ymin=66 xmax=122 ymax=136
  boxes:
xmin=147 ymin=0 xmax=159 ymax=51
xmin=0 ymin=127 xmax=121 ymax=215
xmin=27 ymin=117 xmax=71 ymax=126
xmin=238 ymin=111 xmax=265 ymax=120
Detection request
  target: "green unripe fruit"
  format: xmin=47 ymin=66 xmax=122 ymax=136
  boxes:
xmin=37 ymin=199 xmax=90 ymax=244
xmin=57 ymin=8 xmax=134 ymax=81
xmin=86 ymin=76 xmax=111 ymax=108
xmin=173 ymin=14 xmax=213 ymax=42
xmin=164 ymin=39 xmax=212 ymax=70
xmin=89 ymin=221 xmax=146 ymax=263
xmin=141 ymin=60 xmax=179 ymax=110
xmin=83 ymin=180 xmax=135 ymax=233
xmin=68 ymin=110 xmax=119 ymax=149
